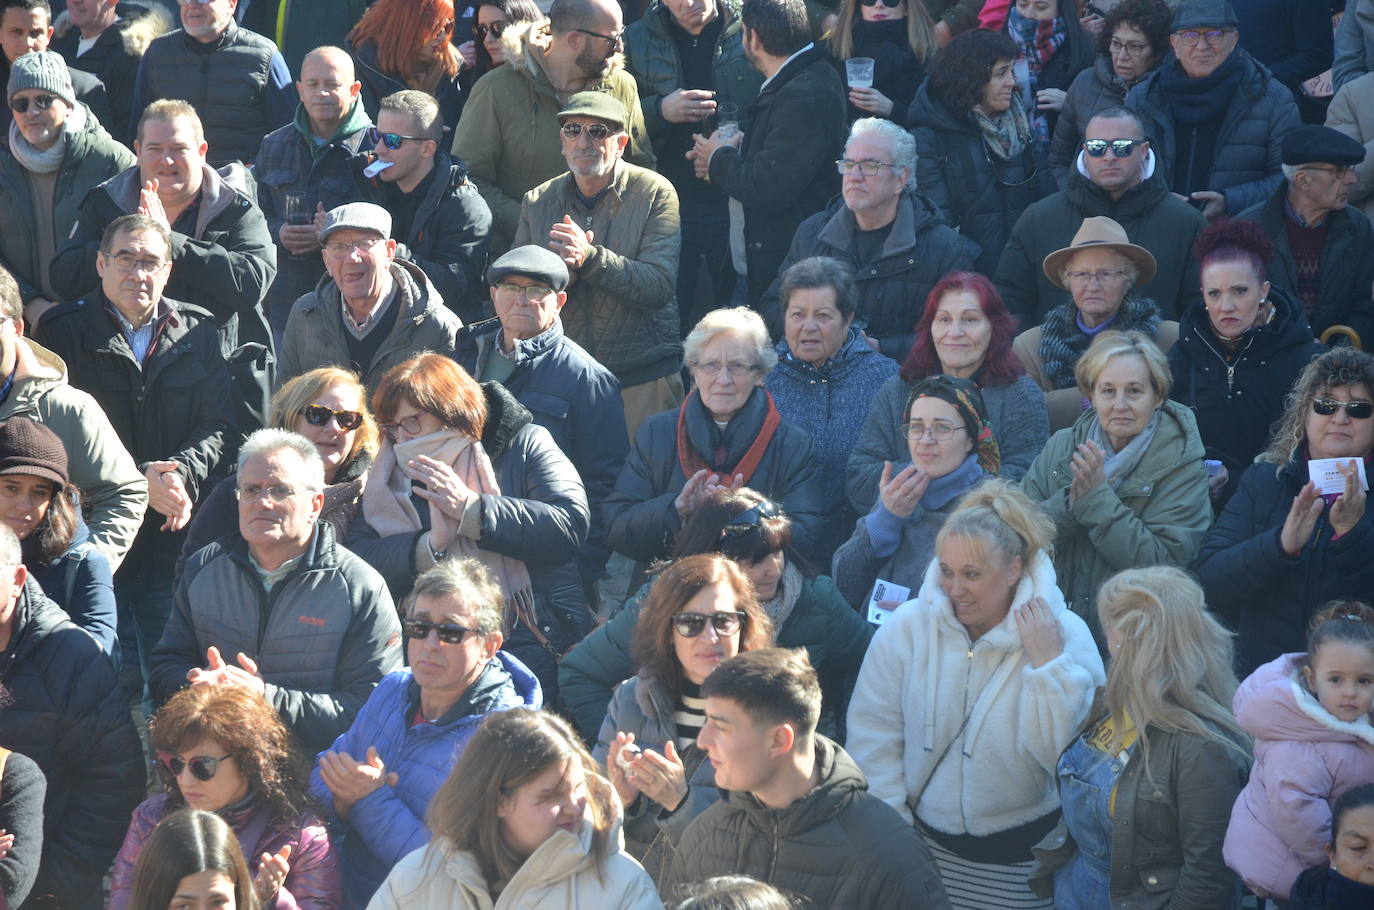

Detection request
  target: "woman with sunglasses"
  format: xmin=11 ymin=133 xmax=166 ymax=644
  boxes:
xmin=1045 ymin=0 xmax=1170 ymax=185
xmin=592 ymin=553 xmax=771 ymax=886
xmin=1196 ymin=346 xmax=1374 ymax=677
xmin=461 ymin=0 xmax=541 ymax=90
xmin=180 ymin=367 xmax=379 ymax=569
xmin=561 ymin=487 xmax=872 ymax=744
xmin=347 ymin=0 xmax=464 ymax=135
xmin=348 ymin=353 xmax=590 ymax=701
xmin=309 ymin=559 xmax=541 ymax=910
xmin=827 ymin=0 xmax=936 ymax=124
xmin=1168 ymin=219 xmax=1324 ymax=507
xmin=909 ymin=28 xmax=1054 ymax=275
xmin=110 ymin=685 xmax=339 ymax=910
xmin=126 ymin=810 xmax=256 ymax=910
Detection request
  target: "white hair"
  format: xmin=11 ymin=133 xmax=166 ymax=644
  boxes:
xmin=683 ymin=307 xmax=778 ymax=373
xmin=0 ymin=523 xmax=19 ymax=567
xmin=236 ymin=428 xmax=326 ymax=492
xmin=847 ymin=117 xmax=917 ymax=189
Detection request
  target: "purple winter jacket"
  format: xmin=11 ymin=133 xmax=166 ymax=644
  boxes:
xmin=107 ymin=793 xmax=340 ymax=910
xmin=1223 ymin=653 xmax=1374 ymax=899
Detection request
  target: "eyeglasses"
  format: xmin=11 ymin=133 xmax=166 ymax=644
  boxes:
xmin=378 ymin=132 xmax=432 ymax=150
xmin=162 ymin=753 xmax=233 ymax=781
xmin=474 ymin=20 xmax=507 ymax=39
xmin=720 ymin=500 xmax=781 ymax=540
xmin=1301 ymin=164 xmax=1356 ymax=178
xmin=102 ymin=251 xmax=171 ymax=273
xmin=672 ymin=611 xmax=746 ymax=638
xmin=495 ymin=281 xmax=556 ymax=301
xmin=901 ymin=420 xmax=965 ymax=441
xmin=1174 ymin=28 xmax=1234 ymax=47
xmin=694 ymin=360 xmax=759 ymax=378
xmin=9 ymin=94 xmax=57 ymax=114
xmin=1313 ymin=398 xmax=1374 ymax=419
xmin=560 ymin=121 xmax=619 ymax=141
xmin=323 ymin=236 xmax=386 ymax=257
xmin=836 ymin=158 xmax=901 ymax=177
xmin=402 ymin=617 xmax=474 ymax=644
xmin=235 ymin=483 xmax=310 ymax=503
xmin=1065 ymin=268 xmax=1128 ymax=286
xmin=574 ymin=26 xmax=624 ymax=47
xmin=303 ymin=404 xmax=364 ymax=431
xmin=1109 ymin=38 xmax=1150 ymax=57
xmin=379 ymin=411 xmax=430 ymax=440
xmin=1083 ymin=138 xmax=1144 ymax=158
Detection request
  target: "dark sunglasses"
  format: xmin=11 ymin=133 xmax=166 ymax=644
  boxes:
xmin=1313 ymin=398 xmax=1374 ymax=419
xmin=403 ymin=617 xmax=474 ymax=644
xmin=859 ymin=0 xmax=903 ymax=7
xmin=162 ymin=753 xmax=233 ymax=782
xmin=10 ymin=94 xmax=56 ymax=114
xmin=672 ymin=611 xmax=746 ymax=638
xmin=1083 ymin=138 xmax=1144 ymax=158
xmin=560 ymin=122 xmax=618 ymax=141
xmin=720 ymin=500 xmax=781 ymax=540
xmin=474 ymin=20 xmax=507 ymax=39
xmin=379 ymin=132 xmax=431 ymax=150
xmin=303 ymin=404 xmax=364 ymax=431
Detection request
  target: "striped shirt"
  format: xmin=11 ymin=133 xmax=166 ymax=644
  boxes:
xmin=673 ymin=681 xmax=706 ymax=750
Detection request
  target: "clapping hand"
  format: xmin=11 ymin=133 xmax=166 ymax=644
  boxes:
xmin=318 ymin=745 xmax=398 ymax=817
xmin=1068 ymin=441 xmax=1107 ymax=504
xmin=0 ymin=829 xmax=12 ymax=861
xmin=252 ymin=845 xmax=291 ymax=904
xmin=675 ymin=469 xmax=742 ymax=519
xmin=1329 ymin=460 xmax=1367 ymax=538
xmin=1280 ymin=481 xmax=1324 ymax=557
xmin=138 ymin=179 xmax=171 ymax=232
xmin=548 ymin=215 xmax=594 ymax=270
xmin=186 ymin=646 xmax=265 ymax=694
xmin=877 ymin=461 xmax=929 ymax=519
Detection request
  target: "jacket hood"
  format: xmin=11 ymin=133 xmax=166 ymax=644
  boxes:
xmin=921 ymin=549 xmax=1067 ymax=653
xmin=1176 ymin=284 xmax=1315 ymax=360
xmin=908 ymin=80 xmax=972 ymax=135
xmin=1065 ymin=152 xmax=1166 ymax=218
xmin=815 ymin=188 xmax=948 ymax=251
xmin=479 ymin=380 xmax=534 ymax=458
xmin=1234 ymin=652 xmax=1374 ymax=746
xmin=723 ymin=736 xmax=865 ymax=838
xmin=117 ymin=3 xmax=175 ymax=57
xmin=1 ymin=339 xmax=69 ymax=421
xmin=103 ymin=161 xmax=254 ymax=238
xmin=291 ymin=96 xmax=374 ymax=150
xmin=501 ymin=20 xmax=627 ymax=88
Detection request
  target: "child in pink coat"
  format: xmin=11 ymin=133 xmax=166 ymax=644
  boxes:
xmin=1223 ymin=603 xmax=1374 ymax=902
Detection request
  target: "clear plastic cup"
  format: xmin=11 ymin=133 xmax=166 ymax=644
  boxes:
xmin=845 ymin=57 xmax=875 ymax=89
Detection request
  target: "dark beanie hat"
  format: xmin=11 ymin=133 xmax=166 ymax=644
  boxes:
xmin=0 ymin=416 xmax=69 ymax=487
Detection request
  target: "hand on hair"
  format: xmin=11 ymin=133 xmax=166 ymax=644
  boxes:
xmin=1329 ymin=460 xmax=1367 ymax=537
xmin=318 ymin=746 xmax=398 ymax=817
xmin=673 ymin=469 xmax=715 ymax=520
xmin=1281 ymin=481 xmax=1325 ymax=557
xmin=253 ymin=844 xmax=291 ymax=903
xmin=626 ymin=740 xmax=688 ymax=812
xmin=848 ymin=86 xmax=894 ymax=117
xmin=1068 ymin=441 xmax=1106 ymax=504
xmin=1015 ymin=596 xmax=1065 ymax=669
xmin=878 ymin=461 xmax=929 ymax=519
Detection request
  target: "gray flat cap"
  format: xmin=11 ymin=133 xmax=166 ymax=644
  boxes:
xmin=319 ymin=202 xmax=392 ymax=241
xmin=1171 ymin=0 xmax=1239 ymax=31
xmin=487 ymin=245 xmax=570 ymax=292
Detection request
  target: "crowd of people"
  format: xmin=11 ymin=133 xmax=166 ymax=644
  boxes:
xmin=0 ymin=0 xmax=1373 ymax=908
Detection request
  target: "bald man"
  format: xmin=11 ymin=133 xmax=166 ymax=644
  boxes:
xmin=256 ymin=46 xmax=375 ymax=338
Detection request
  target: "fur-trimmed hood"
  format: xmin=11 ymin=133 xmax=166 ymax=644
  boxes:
xmin=499 ymin=19 xmax=626 ymax=87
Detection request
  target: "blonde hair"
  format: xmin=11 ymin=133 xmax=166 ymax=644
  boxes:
xmin=683 ymin=307 xmax=778 ymax=374
xmin=269 ymin=367 xmax=379 ymax=472
xmin=935 ymin=479 xmax=1053 ymax=572
xmin=1096 ymin=567 xmax=1249 ymax=778
xmin=1074 ymin=330 xmax=1172 ymax=400
xmin=827 ymin=0 xmax=935 ymax=64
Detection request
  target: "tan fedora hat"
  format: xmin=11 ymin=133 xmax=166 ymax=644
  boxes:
xmin=1042 ymin=216 xmax=1158 ymax=290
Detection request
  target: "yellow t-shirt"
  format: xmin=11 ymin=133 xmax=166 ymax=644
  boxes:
xmin=1086 ymin=713 xmax=1139 ymax=816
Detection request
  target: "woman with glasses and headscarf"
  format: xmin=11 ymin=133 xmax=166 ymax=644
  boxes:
xmin=561 ymin=487 xmax=873 ymax=745
xmin=1196 ymin=346 xmax=1374 ymax=677
xmin=593 ymin=553 xmax=772 ymax=886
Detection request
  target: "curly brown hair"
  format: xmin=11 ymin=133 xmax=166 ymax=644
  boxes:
xmin=631 ymin=553 xmax=774 ymax=703
xmin=927 ymin=28 xmax=1019 ymax=116
xmin=150 ymin=686 xmax=311 ymax=822
xmin=1095 ymin=0 xmax=1173 ymax=64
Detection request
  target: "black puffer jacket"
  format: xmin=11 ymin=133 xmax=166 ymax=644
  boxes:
xmin=667 ymin=736 xmax=952 ymax=910
xmin=760 ymin=191 xmax=979 ymax=358
xmin=0 ymin=579 xmax=144 ymax=910
xmin=909 ymin=80 xmax=1054 ymax=276
xmin=1236 ymin=184 xmax=1374 ymax=348
xmin=1126 ymin=50 xmax=1300 ymax=216
xmin=603 ymin=386 xmax=826 ymax=567
xmin=346 ymin=383 xmax=592 ymax=698
xmin=995 ymin=165 xmax=1208 ymax=325
xmin=1289 ymin=863 xmax=1374 ymax=909
xmin=1168 ymin=287 xmax=1323 ymax=505
xmin=1194 ymin=453 xmax=1374 ymax=676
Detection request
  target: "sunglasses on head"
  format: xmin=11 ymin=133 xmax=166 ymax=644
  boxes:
xmin=672 ymin=611 xmax=745 ymax=638
xmin=402 ymin=617 xmax=474 ymax=644
xmin=378 ymin=132 xmax=431 ymax=150
xmin=1083 ymin=138 xmax=1144 ymax=158
xmin=10 ymin=94 xmax=56 ymax=114
xmin=303 ymin=404 xmax=364 ymax=431
xmin=719 ymin=500 xmax=781 ymax=540
xmin=161 ymin=753 xmax=233 ymax=782
xmin=1313 ymin=398 xmax=1374 ymax=419
xmin=560 ymin=122 xmax=618 ymax=141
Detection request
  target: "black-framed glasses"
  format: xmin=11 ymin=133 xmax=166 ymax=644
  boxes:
xmin=1174 ymin=28 xmax=1234 ymax=47
xmin=378 ymin=132 xmax=432 ymax=150
xmin=1108 ymin=38 xmax=1150 ymax=57
xmin=1083 ymin=138 xmax=1144 ymax=158
xmin=560 ymin=122 xmax=619 ymax=141
xmin=379 ymin=411 xmax=430 ymax=440
xmin=574 ymin=26 xmax=623 ymax=46
xmin=836 ymin=158 xmax=901 ymax=176
xmin=162 ymin=753 xmax=233 ymax=782
xmin=672 ymin=611 xmax=746 ymax=638
xmin=474 ymin=20 xmax=507 ymax=39
xmin=10 ymin=94 xmax=56 ymax=114
xmin=1313 ymin=398 xmax=1374 ymax=419
xmin=402 ymin=617 xmax=474 ymax=644
xmin=720 ymin=500 xmax=781 ymax=540
xmin=304 ymin=404 xmax=364 ymax=431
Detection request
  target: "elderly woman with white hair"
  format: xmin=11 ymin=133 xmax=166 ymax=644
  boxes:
xmin=605 ymin=307 xmax=826 ymax=571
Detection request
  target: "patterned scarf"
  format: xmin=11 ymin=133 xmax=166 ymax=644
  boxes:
xmin=1007 ymin=7 xmax=1066 ymax=147
xmin=1039 ymin=294 xmax=1162 ymax=390
xmin=973 ymin=93 xmax=1035 ymax=161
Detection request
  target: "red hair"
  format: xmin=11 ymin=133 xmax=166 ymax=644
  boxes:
xmin=372 ymin=352 xmax=487 ymax=438
xmin=901 ymin=271 xmax=1025 ymax=387
xmin=348 ymin=0 xmax=459 ymax=81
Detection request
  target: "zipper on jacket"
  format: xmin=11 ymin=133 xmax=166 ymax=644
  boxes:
xmin=1195 ymin=330 xmax=1255 ymax=398
xmin=767 ymin=815 xmax=780 ymax=884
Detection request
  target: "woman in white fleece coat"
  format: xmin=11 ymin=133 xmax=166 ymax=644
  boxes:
xmin=847 ymin=480 xmax=1104 ymax=909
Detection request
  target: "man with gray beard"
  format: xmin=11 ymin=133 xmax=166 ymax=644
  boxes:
xmin=515 ymin=91 xmax=681 ymax=439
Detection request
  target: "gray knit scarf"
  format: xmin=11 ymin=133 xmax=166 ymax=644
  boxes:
xmin=8 ymin=102 xmax=85 ymax=175
xmin=1039 ymin=293 xmax=1162 ymax=390
xmin=760 ymin=561 xmax=804 ymax=631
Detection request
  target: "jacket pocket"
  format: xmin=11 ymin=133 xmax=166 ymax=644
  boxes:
xmin=519 ymin=389 xmax=571 ymax=439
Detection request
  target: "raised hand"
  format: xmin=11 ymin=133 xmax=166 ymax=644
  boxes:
xmin=878 ymin=460 xmax=929 ymax=519
xmin=317 ymin=745 xmax=397 ymax=817
xmin=626 ymin=740 xmax=689 ymax=812
xmin=252 ymin=844 xmax=291 ymax=904
xmin=1280 ymin=481 xmax=1325 ymax=557
xmin=1068 ymin=441 xmax=1107 ymax=504
xmin=1015 ymin=597 xmax=1065 ymax=669
xmin=1329 ymin=460 xmax=1367 ymax=538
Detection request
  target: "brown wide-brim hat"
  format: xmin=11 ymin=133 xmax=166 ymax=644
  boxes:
xmin=1042 ymin=216 xmax=1158 ymax=290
